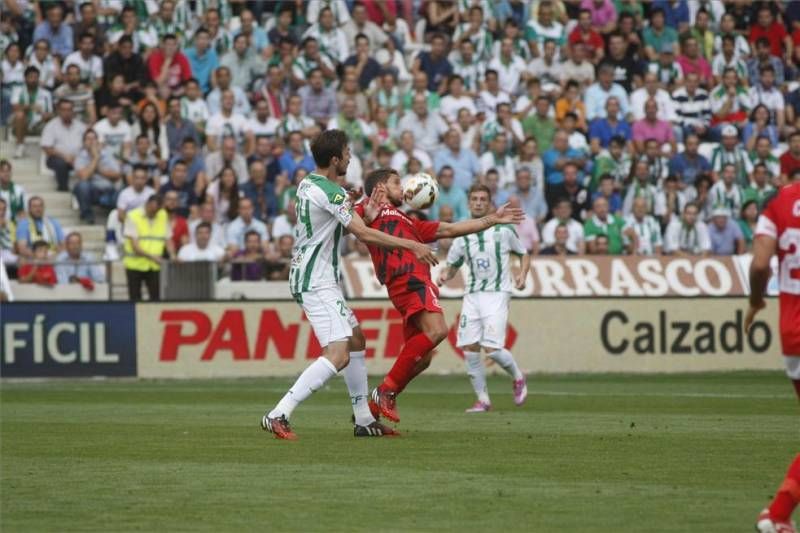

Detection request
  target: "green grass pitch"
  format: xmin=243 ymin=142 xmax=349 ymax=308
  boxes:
xmin=1 ymin=373 xmax=797 ymax=532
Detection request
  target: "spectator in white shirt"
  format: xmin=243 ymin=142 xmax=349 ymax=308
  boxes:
xmin=390 ymin=130 xmax=434 ymax=175
xmin=439 ymin=74 xmax=477 ymax=125
xmin=205 ymin=89 xmax=254 ymax=153
xmin=477 ymin=69 xmax=511 ymax=122
xmin=271 ymin=201 xmax=297 ymax=239
xmin=62 ymin=32 xmax=103 ymax=87
xmin=397 ymin=93 xmax=449 ymax=152
xmin=189 ymin=202 xmax=227 ymax=250
xmin=488 ymin=38 xmax=527 ymax=96
xmin=178 ymin=221 xmax=226 ymax=262
xmin=663 ymin=202 xmax=711 ymax=256
xmin=225 ymin=197 xmax=270 ymax=255
xmin=630 ymin=72 xmax=677 ymax=122
xmin=116 ymin=164 xmax=155 ymax=214
xmin=93 ymin=101 xmax=132 ymax=159
xmin=541 ymin=198 xmax=585 ymax=254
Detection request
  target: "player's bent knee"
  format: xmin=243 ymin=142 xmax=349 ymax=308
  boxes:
xmin=349 ymin=329 xmax=366 ymax=352
xmin=462 ymin=343 xmax=481 ymax=352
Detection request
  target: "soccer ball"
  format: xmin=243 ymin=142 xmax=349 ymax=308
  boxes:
xmin=403 ymin=173 xmax=439 ymax=210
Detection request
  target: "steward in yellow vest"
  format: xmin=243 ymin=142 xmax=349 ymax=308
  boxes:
xmin=123 ymin=195 xmax=175 ymax=300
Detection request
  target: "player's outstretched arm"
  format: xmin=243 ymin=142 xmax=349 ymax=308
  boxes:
xmin=435 ymin=203 xmax=525 ymax=239
xmin=349 ymin=212 xmax=439 ymax=266
xmin=745 ymin=234 xmax=777 ymax=333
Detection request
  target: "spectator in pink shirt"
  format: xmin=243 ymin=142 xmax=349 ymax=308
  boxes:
xmin=632 ymin=98 xmax=676 ymax=155
xmin=676 ymin=36 xmax=712 ymax=88
xmin=580 ymin=0 xmax=617 ymax=33
xmin=508 ymin=196 xmax=540 ymax=254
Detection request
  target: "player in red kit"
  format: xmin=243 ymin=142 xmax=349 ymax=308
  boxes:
xmin=746 ymin=177 xmax=800 ymax=533
xmin=354 ymin=168 xmax=525 ymax=423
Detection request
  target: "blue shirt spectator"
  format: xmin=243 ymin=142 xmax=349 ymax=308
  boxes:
xmin=241 ymin=177 xmax=278 ymax=222
xmin=433 ymin=135 xmax=481 ymax=191
xmin=497 ymin=185 xmax=548 ymax=222
xmin=588 ymin=118 xmax=632 ymax=149
xmin=543 ymin=145 xmax=585 ymax=185
xmin=184 ymin=46 xmax=219 ymax=93
xmin=17 ymin=216 xmax=65 ymax=249
xmin=668 ymin=148 xmax=711 ymax=187
xmin=33 ymin=19 xmax=73 ymax=58
xmin=415 ymin=37 xmax=453 ymax=92
xmin=430 ymin=176 xmax=469 ymax=222
xmin=708 ymin=213 xmax=744 ymax=255
xmin=591 ymin=190 xmax=623 ymax=215
xmin=55 ymin=249 xmax=105 ymax=284
xmin=583 ymin=67 xmax=630 ymax=122
xmin=169 ymin=152 xmax=206 ymax=185
xmin=225 ymin=214 xmax=270 ymax=250
xmin=652 ymin=1 xmax=690 ymax=28
xmin=279 ymin=150 xmax=315 ymax=180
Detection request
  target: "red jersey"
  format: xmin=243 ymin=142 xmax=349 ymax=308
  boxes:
xmin=780 ymin=151 xmax=800 ymax=178
xmin=755 ymin=183 xmax=800 ymax=356
xmin=354 ymin=202 xmax=440 ymax=286
xmin=749 ymin=22 xmax=788 ymax=58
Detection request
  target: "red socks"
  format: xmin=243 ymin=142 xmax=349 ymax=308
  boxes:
xmin=768 ymin=454 xmax=800 ymax=522
xmin=380 ymin=332 xmax=436 ymax=394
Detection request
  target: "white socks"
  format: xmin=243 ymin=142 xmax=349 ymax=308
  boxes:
xmin=342 ymin=350 xmax=375 ymax=426
xmin=269 ymin=356 xmax=337 ymax=420
xmin=489 ymin=348 xmax=524 ymax=380
xmin=464 ymin=350 xmax=490 ymax=404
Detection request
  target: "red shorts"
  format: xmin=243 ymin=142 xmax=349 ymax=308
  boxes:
xmin=387 ymin=275 xmax=443 ymax=338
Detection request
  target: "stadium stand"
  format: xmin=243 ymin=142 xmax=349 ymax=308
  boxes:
xmin=1 ymin=0 xmax=797 ymax=302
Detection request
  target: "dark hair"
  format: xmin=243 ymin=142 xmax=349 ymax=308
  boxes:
xmin=138 ymin=102 xmax=162 ymax=142
xmin=32 ymin=240 xmax=50 ymax=251
xmin=0 ymin=159 xmax=11 ymax=170
xmin=364 ymin=168 xmax=397 ymax=197
xmin=196 ymin=221 xmax=212 ymax=233
xmin=598 ymin=173 xmax=614 ymax=183
xmin=118 ymin=35 xmax=133 ymax=46
xmin=217 ymin=166 xmax=240 ymax=220
xmin=132 ymin=163 xmax=149 ymax=174
xmin=194 ymin=27 xmax=210 ymax=37
xmin=162 ymin=33 xmax=178 ymax=42
xmin=485 ymin=69 xmax=498 ymax=79
xmin=759 ymin=64 xmax=775 ymax=75
xmin=146 ymin=194 xmax=162 ymax=205
xmin=24 ymin=66 xmax=40 ymax=77
xmin=756 ymin=37 xmax=771 ymax=48
xmin=181 ymin=136 xmax=197 ymax=146
xmin=468 ymin=183 xmax=491 ymax=199
xmin=311 ymin=130 xmax=349 ymax=167
xmin=355 ymin=32 xmax=369 ymax=44
xmin=244 ymin=229 xmax=261 ymax=242
xmin=750 ymin=103 xmax=771 ymax=122
xmin=78 ymin=31 xmax=95 ymax=43
xmin=650 ymin=7 xmax=665 ymax=18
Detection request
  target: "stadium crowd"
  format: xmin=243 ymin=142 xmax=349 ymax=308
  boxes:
xmin=2 ymin=0 xmax=800 ymax=296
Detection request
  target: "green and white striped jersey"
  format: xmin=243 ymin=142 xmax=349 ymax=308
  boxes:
xmin=446 ymin=225 xmax=526 ymax=294
xmin=624 ymin=214 xmax=663 ymax=255
xmin=289 ymin=174 xmax=352 ymax=297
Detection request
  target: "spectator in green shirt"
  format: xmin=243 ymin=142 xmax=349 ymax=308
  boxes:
xmin=584 ymin=196 xmax=637 ymax=255
xmin=643 ymin=8 xmax=679 ymax=62
xmin=743 ymin=163 xmax=776 ymax=209
xmin=522 ymin=96 xmax=556 ymax=153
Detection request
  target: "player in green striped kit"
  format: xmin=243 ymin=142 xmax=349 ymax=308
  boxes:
xmin=438 ymin=185 xmax=531 ymax=412
xmin=262 ymin=130 xmax=437 ymax=440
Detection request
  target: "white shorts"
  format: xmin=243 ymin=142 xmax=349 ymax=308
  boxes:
xmin=299 ymin=286 xmax=358 ymax=348
xmin=456 ymin=292 xmax=510 ymax=350
xmin=785 ymin=355 xmax=800 ymax=380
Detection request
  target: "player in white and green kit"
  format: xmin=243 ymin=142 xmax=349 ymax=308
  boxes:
xmin=438 ymin=185 xmax=531 ymax=412
xmin=262 ymin=130 xmax=437 ymax=440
